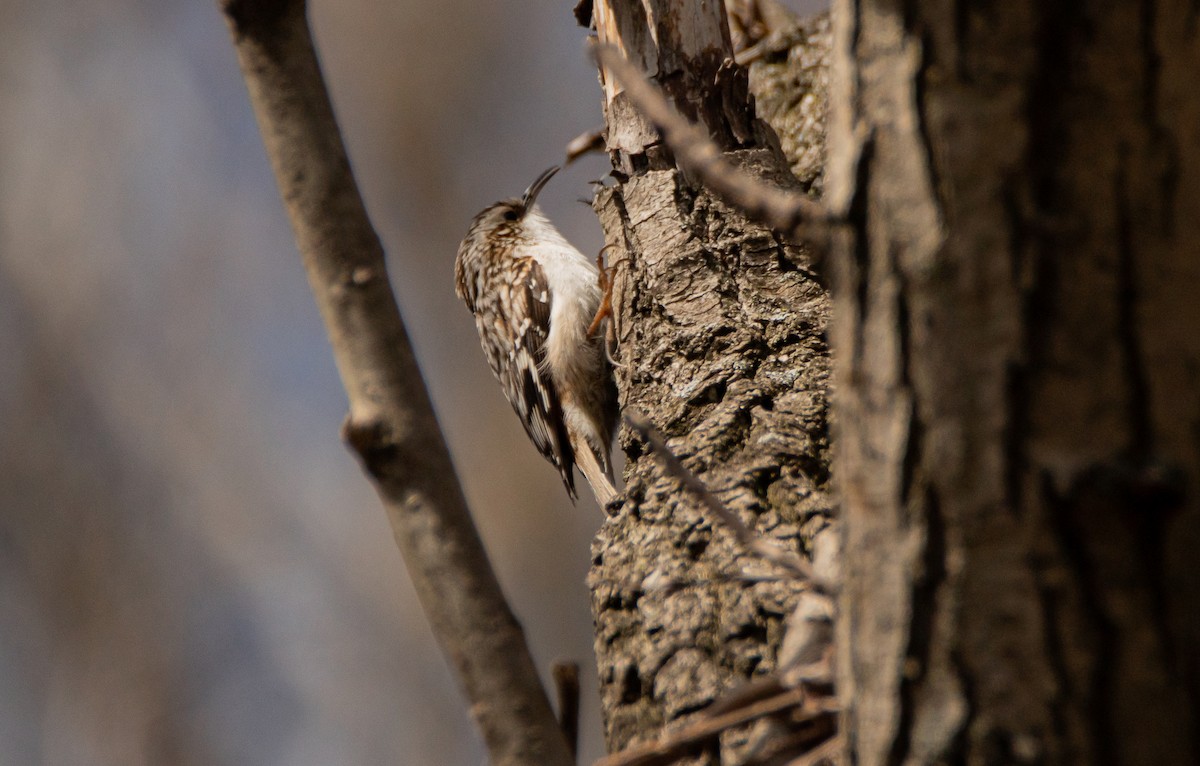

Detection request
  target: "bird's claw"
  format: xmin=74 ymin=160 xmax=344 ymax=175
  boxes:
xmin=587 ymin=249 xmax=615 ymax=337
xmin=588 ymin=246 xmax=625 ymax=368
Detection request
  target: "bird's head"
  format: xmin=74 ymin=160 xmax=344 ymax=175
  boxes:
xmin=465 ymin=165 xmax=560 ymax=244
xmin=455 ymin=166 xmax=562 ymax=306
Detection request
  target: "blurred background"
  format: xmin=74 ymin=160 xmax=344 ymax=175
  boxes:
xmin=0 ymin=1 xmax=824 ymax=764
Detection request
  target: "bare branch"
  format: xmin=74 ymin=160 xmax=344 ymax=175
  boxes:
xmin=590 ymin=42 xmax=832 ymax=240
xmin=218 ymin=2 xmax=572 ymax=764
xmin=625 ymin=411 xmax=814 ymax=581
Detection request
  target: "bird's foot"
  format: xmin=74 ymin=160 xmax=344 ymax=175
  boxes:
xmin=587 ymin=249 xmax=614 ymax=338
xmin=588 ymin=246 xmax=625 ymax=368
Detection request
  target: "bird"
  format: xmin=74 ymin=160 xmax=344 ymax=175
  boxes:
xmin=454 ymin=166 xmax=619 ymax=505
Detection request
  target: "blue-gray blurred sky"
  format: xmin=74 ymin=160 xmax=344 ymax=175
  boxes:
xmin=0 ymin=1 xmax=823 ymax=764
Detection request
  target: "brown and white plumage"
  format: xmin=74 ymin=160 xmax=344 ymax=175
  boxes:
xmin=454 ymin=166 xmax=618 ymax=504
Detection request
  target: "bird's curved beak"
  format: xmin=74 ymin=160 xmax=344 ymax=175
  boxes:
xmin=522 ymin=165 xmax=560 ymax=210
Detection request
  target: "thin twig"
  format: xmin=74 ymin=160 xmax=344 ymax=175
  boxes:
xmin=219 ymin=2 xmax=572 ymax=764
xmin=566 ymin=127 xmax=606 ymax=163
xmin=595 ymin=687 xmax=835 ymax=766
xmin=590 ymin=43 xmax=832 ymax=240
xmin=552 ymin=661 xmax=582 ymax=760
xmin=624 ymin=410 xmax=813 ymax=580
xmin=785 ymin=734 xmax=844 ymax=766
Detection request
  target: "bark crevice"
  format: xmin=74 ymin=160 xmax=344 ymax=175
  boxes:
xmin=833 ymin=0 xmax=1200 ymax=761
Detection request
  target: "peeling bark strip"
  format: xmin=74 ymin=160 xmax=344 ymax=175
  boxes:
xmin=592 ymin=43 xmax=832 ymax=241
xmin=593 ymin=0 xmax=753 ymax=167
xmin=828 ymin=0 xmax=1200 ymax=763
xmin=587 ymin=0 xmax=834 ymax=758
xmin=218 ymin=3 xmax=572 ymax=765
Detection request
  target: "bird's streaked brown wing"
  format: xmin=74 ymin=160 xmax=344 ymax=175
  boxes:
xmin=475 ymin=256 xmax=576 ymax=499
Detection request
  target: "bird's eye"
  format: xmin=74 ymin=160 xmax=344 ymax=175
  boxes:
xmin=502 ymin=209 xmax=520 ymax=222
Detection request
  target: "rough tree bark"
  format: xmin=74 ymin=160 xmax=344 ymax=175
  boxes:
xmin=586 ymin=1 xmax=835 ymax=760
xmin=828 ymin=1 xmax=1200 ymax=763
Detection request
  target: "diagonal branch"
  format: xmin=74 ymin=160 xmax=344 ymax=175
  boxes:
xmin=591 ymin=42 xmax=833 ymax=241
xmin=625 ymin=411 xmax=814 ymax=581
xmin=218 ymin=2 xmax=572 ymax=764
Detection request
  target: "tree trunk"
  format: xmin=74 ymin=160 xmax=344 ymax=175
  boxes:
xmin=828 ymin=0 xmax=1200 ymax=763
xmin=587 ymin=1 xmax=834 ymax=758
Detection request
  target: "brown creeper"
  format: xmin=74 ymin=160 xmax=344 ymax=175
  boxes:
xmin=455 ymin=166 xmax=619 ymax=505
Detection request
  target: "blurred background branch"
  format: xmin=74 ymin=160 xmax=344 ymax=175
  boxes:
xmin=218 ymin=0 xmax=571 ymax=764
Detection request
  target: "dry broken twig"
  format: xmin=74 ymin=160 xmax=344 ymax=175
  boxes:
xmin=785 ymin=734 xmax=843 ymax=766
xmin=590 ymin=42 xmax=832 ymax=240
xmin=566 ymin=126 xmax=607 ymax=163
xmin=595 ymin=686 xmax=836 ymax=766
xmin=552 ymin=661 xmax=582 ymax=760
xmin=727 ymin=0 xmax=801 ymax=65
xmin=218 ymin=2 xmax=572 ymax=764
xmin=625 ymin=410 xmax=814 ymax=581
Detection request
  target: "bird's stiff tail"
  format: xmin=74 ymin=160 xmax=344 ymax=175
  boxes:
xmin=575 ymin=444 xmax=618 ymax=507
